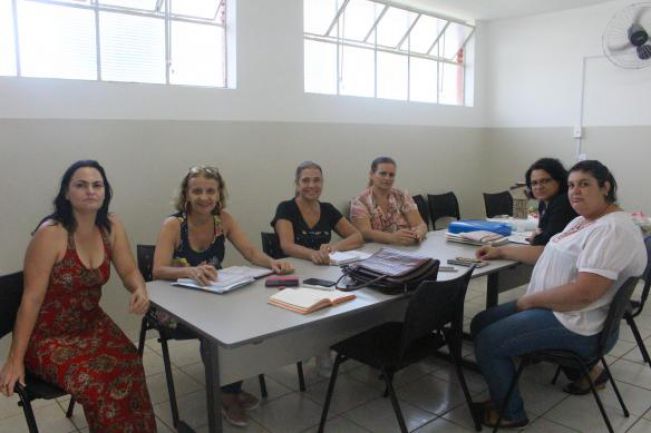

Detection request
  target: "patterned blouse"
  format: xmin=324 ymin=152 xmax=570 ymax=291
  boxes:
xmin=350 ymin=187 xmax=418 ymax=233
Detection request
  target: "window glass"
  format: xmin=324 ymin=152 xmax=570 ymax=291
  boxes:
xmin=439 ymin=62 xmax=463 ymax=105
xmin=100 ymin=11 xmax=165 ymax=84
xmin=304 ymin=39 xmax=337 ymax=94
xmin=410 ymin=57 xmax=437 ymax=103
xmin=340 ymin=0 xmax=381 ymax=41
xmin=400 ymin=14 xmax=446 ymax=54
xmin=18 ymin=1 xmax=96 ymax=80
xmin=170 ymin=21 xmax=224 ymax=86
xmin=0 ymin=0 xmax=16 ymax=76
xmin=376 ymin=7 xmax=417 ymax=48
xmin=339 ymin=46 xmax=374 ymax=97
xmin=303 ymin=0 xmax=473 ymax=106
xmin=377 ymin=51 xmax=407 ymax=100
xmin=2 ymin=0 xmax=226 ymax=87
xmin=304 ymin=0 xmax=340 ymax=35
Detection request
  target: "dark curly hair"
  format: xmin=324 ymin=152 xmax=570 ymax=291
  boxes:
xmin=525 ymin=158 xmax=569 ymax=195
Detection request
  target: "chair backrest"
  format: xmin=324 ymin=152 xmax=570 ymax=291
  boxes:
xmin=483 ymin=191 xmax=514 ymax=218
xmin=639 ymin=235 xmax=651 ymax=310
xmin=0 ymin=271 xmax=24 ymax=339
xmin=399 ymin=265 xmax=474 ymax=358
xmin=427 ymin=192 xmax=460 ymax=229
xmin=261 ymin=232 xmax=287 ymax=259
xmin=599 ymin=276 xmax=640 ymax=355
xmin=137 ymin=244 xmax=155 ymax=282
xmin=412 ymin=195 xmax=430 ymax=229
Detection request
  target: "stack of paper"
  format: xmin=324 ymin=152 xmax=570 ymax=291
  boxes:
xmin=329 ymin=250 xmax=372 ymax=266
xmin=268 ymin=287 xmax=356 ymax=314
xmin=446 ymin=230 xmax=509 ymax=247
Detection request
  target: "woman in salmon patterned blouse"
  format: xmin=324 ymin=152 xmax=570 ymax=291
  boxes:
xmin=350 ymin=156 xmax=427 ymax=245
xmin=0 ymin=160 xmax=156 ymax=433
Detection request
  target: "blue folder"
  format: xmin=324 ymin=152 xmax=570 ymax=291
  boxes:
xmin=448 ymin=220 xmax=512 ymax=236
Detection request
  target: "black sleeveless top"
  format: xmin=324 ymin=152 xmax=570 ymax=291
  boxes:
xmin=172 ymin=212 xmax=225 ymax=268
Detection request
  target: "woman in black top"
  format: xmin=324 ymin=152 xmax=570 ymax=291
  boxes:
xmin=525 ymin=158 xmax=577 ymax=245
xmin=272 ymin=161 xmax=363 ymax=265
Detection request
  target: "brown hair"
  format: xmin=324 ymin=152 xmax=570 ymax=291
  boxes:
xmin=174 ymin=166 xmax=227 ymax=215
xmin=368 ymin=156 xmax=396 ymax=187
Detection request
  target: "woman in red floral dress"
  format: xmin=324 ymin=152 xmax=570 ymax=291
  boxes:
xmin=0 ymin=160 xmax=156 ymax=433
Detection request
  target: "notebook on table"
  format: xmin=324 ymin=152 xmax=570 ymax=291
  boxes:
xmin=268 ymin=287 xmax=356 ymax=314
xmin=173 ymin=265 xmax=273 ymax=294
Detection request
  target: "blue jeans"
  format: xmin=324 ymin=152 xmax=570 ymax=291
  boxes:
xmin=470 ymin=302 xmax=614 ymax=421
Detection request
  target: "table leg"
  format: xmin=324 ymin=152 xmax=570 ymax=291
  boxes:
xmin=486 ymin=273 xmax=499 ymax=309
xmin=203 ymin=337 xmax=222 ymax=433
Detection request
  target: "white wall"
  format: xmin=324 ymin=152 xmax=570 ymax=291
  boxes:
xmin=485 ymin=0 xmax=651 ymax=128
xmin=482 ymin=0 xmax=651 ymax=215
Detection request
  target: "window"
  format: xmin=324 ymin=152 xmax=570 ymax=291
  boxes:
xmin=0 ymin=0 xmax=228 ymax=87
xmin=303 ymin=0 xmax=474 ymax=105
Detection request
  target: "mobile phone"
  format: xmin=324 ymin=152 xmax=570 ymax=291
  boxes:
xmin=302 ymin=278 xmax=336 ymax=288
xmin=447 ymin=259 xmax=488 ymax=268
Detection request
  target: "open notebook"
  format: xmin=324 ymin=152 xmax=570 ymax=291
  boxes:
xmin=173 ymin=266 xmax=273 ymax=294
xmin=268 ymin=287 xmax=356 ymax=314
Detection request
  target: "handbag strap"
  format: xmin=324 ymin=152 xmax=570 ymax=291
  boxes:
xmin=334 ymin=273 xmax=387 ymax=291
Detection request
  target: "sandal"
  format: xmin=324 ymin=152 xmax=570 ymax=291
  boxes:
xmin=563 ymin=368 xmax=609 ymax=395
xmin=472 ymin=401 xmax=529 ymax=429
xmin=221 ymin=403 xmax=248 ymax=427
xmin=237 ymin=390 xmax=260 ymax=411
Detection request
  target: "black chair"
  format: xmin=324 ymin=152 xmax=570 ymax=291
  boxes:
xmin=427 ymin=192 xmax=461 ymax=230
xmin=483 ymin=191 xmax=513 ymax=218
xmin=412 ymin=194 xmax=430 ymax=229
xmin=0 ymin=271 xmax=76 ymax=433
xmin=318 ymin=266 xmax=481 ymax=433
xmin=493 ymin=276 xmax=641 ymax=433
xmin=260 ymin=232 xmax=306 ymax=391
xmin=623 ymin=235 xmax=651 ymax=369
xmin=261 ymin=231 xmax=287 ymax=259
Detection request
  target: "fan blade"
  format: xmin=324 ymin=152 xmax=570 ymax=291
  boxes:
xmin=608 ymin=41 xmax=632 ymax=52
xmin=631 ymin=5 xmax=649 ymax=26
xmin=638 ymin=44 xmax=651 ymax=60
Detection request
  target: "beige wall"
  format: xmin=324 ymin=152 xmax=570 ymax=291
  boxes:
xmin=483 ymin=126 xmax=651 ymax=214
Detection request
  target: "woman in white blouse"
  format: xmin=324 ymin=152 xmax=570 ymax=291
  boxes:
xmin=470 ymin=160 xmax=646 ymax=429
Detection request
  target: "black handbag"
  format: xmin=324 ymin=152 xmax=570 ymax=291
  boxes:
xmin=336 ymin=248 xmax=440 ymax=294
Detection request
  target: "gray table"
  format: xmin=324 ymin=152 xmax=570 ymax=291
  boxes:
xmin=147 ymin=230 xmax=530 ymax=433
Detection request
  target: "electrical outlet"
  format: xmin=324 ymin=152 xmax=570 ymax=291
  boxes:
xmin=573 ymin=126 xmax=583 ymax=138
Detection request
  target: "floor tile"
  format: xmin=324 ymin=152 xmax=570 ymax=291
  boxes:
xmin=627 ymin=417 xmax=651 ymax=433
xmin=413 ymin=416 xmax=476 ymax=433
xmin=524 ymin=417 xmax=580 ymax=433
xmin=608 ymin=358 xmax=651 ymax=390
xmin=302 ymin=415 xmax=372 ymax=433
xmin=145 ymin=367 xmax=204 ymax=405
xmin=264 ymin=360 xmax=329 ymax=392
xmin=543 ymin=392 xmax=638 ymax=433
xmin=0 ymin=403 xmax=79 ymax=433
xmin=342 ymin=396 xmax=436 ymax=433
xmin=248 ymin=392 xmax=324 ymax=433
xmin=597 ymin=380 xmax=651 ymax=416
xmin=303 ymin=373 xmax=380 ymax=416
xmin=154 ymin=389 xmax=207 ymax=430
xmin=396 ymin=373 xmax=472 ymax=416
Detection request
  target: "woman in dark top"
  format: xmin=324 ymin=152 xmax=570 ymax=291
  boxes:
xmin=152 ymin=165 xmax=293 ymax=427
xmin=273 ymin=161 xmax=363 ymax=265
xmin=525 ymin=158 xmax=577 ymax=245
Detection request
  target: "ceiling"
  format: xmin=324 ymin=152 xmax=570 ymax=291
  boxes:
xmin=398 ymin=0 xmax=614 ymax=21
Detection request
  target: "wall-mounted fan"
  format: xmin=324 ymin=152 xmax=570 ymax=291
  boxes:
xmin=603 ymin=2 xmax=651 ymax=68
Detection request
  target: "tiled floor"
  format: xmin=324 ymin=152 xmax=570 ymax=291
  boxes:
xmin=2 ymin=277 xmax=651 ymax=433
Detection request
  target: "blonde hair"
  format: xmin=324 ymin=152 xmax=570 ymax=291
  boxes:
xmin=174 ymin=166 xmax=227 ymax=215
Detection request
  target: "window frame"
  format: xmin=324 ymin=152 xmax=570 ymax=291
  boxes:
xmin=2 ymin=0 xmax=228 ymax=87
xmin=303 ymin=0 xmax=475 ymax=105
